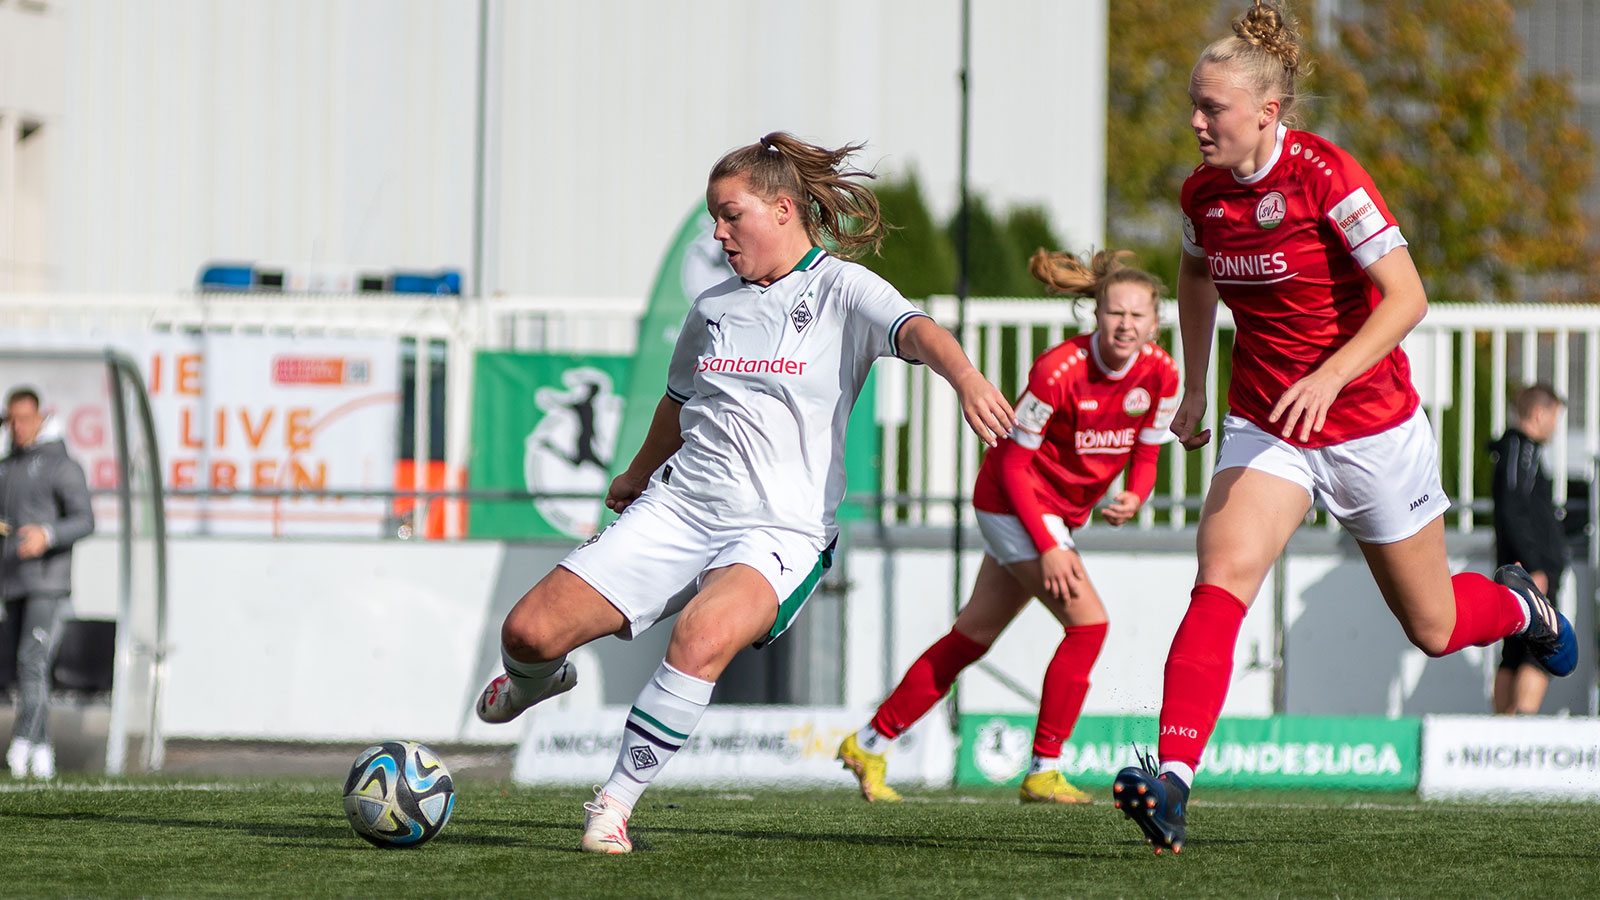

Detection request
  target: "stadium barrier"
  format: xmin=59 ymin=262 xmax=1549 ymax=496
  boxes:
xmin=957 ymin=714 xmax=1420 ymax=791
xmin=511 ymin=707 xmax=955 ymax=788
xmin=1420 ymin=715 xmax=1600 ymax=800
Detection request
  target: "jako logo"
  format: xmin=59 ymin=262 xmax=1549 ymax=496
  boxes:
xmin=1076 ymin=427 xmax=1137 ymax=454
xmin=1408 ymin=494 xmax=1430 ymax=511
xmin=1161 ymin=725 xmax=1199 ymax=739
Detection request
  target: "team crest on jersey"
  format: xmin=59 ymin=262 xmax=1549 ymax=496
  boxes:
xmin=790 ymin=298 xmax=813 ymax=333
xmin=1123 ymin=387 xmax=1152 ymax=417
xmin=1255 ymin=192 xmax=1287 ymax=230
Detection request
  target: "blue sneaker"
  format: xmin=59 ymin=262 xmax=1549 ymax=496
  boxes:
xmin=1495 ymin=564 xmax=1578 ymax=677
xmin=1112 ymin=752 xmax=1188 ymax=854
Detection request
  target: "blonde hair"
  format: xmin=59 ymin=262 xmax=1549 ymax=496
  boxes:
xmin=1198 ymin=0 xmax=1307 ymax=119
xmin=708 ymin=132 xmax=886 ymax=257
xmin=1028 ymin=248 xmax=1165 ymax=309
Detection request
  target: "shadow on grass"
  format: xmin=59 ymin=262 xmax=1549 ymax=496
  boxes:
xmin=470 ymin=816 xmax=1274 ymax=858
xmin=5 ymin=809 xmax=528 ymax=849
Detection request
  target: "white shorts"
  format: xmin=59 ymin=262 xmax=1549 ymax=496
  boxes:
xmin=974 ymin=509 xmax=1075 ymax=565
xmin=559 ymin=486 xmax=832 ymax=644
xmin=1214 ymin=407 xmax=1450 ymax=543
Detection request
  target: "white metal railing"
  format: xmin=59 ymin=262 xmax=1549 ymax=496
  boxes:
xmin=896 ymin=298 xmax=1600 ymax=533
xmin=0 ymin=292 xmax=1591 ymax=537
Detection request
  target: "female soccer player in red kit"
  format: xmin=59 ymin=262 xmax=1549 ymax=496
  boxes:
xmin=839 ymin=249 xmax=1178 ymax=804
xmin=1113 ymin=0 xmax=1578 ymax=854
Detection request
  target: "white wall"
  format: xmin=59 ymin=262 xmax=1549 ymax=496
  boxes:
xmin=17 ymin=0 xmax=1104 ymax=297
xmin=68 ymin=526 xmax=1588 ymax=745
xmin=844 ymin=545 xmax=1278 ymax=719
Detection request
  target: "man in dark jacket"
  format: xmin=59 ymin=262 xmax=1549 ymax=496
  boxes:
xmin=1489 ymin=384 xmax=1567 ymax=715
xmin=0 ymin=387 xmax=94 ymax=778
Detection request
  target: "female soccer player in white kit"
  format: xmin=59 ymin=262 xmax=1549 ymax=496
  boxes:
xmin=473 ymin=132 xmax=1016 ymax=854
xmin=1112 ymin=0 xmax=1579 ymax=855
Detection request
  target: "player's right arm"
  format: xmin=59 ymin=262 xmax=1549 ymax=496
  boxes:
xmin=1173 ymin=248 xmax=1220 ymax=450
xmin=605 ymin=394 xmax=685 ymax=513
xmin=988 ymin=366 xmax=1081 ymax=603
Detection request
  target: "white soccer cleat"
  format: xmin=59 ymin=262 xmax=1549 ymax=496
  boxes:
xmin=28 ymin=743 xmax=55 ymax=780
xmin=5 ymin=739 xmax=30 ymax=778
xmin=474 ymin=660 xmax=578 ymax=724
xmin=580 ymin=789 xmax=632 ymax=854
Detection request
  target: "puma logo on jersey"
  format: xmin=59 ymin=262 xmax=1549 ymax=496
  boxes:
xmin=706 ymin=313 xmax=727 ymax=333
xmin=771 ymin=552 xmax=791 ymax=575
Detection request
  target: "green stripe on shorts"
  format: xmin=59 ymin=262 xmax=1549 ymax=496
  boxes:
xmin=761 ymin=545 xmax=833 ymax=647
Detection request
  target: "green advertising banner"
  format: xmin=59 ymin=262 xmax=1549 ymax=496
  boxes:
xmin=957 ymin=714 xmax=1420 ymax=790
xmin=469 ymin=352 xmax=632 ymax=540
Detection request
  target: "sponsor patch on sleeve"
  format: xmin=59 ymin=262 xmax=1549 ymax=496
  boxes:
xmin=1180 ymin=214 xmax=1202 ymax=256
xmin=1014 ymin=391 xmax=1053 ymax=435
xmin=1148 ymin=393 xmax=1179 ymax=432
xmin=1328 ymin=187 xmax=1389 ymax=250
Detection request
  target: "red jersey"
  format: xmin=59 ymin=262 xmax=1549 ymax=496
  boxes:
xmin=1180 ymin=125 xmax=1419 ymax=447
xmin=973 ymin=333 xmax=1179 ymax=553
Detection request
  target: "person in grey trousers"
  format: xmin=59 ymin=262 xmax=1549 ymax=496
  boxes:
xmin=0 ymin=387 xmax=94 ymax=779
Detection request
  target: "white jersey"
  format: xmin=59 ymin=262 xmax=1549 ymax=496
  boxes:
xmin=659 ymin=247 xmax=927 ymax=543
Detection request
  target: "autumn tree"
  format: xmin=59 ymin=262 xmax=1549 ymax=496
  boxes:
xmin=1107 ymin=0 xmax=1595 ymax=302
xmin=1312 ymin=0 xmax=1594 ymax=301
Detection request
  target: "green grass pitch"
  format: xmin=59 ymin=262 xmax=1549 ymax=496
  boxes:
xmin=1 ymin=777 xmax=1596 ymax=899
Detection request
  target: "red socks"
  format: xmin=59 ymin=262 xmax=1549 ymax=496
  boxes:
xmin=870 ymin=629 xmax=988 ymax=739
xmin=1033 ymin=622 xmax=1108 ymax=757
xmin=1158 ymin=584 xmax=1248 ymax=771
xmin=1440 ymin=572 xmax=1527 ymax=655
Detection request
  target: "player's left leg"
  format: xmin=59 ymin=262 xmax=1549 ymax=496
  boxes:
xmin=582 ymin=563 xmax=777 ymax=854
xmin=1358 ymin=518 xmax=1576 ymax=676
xmin=1010 ymin=551 xmax=1106 ymax=804
xmin=585 ymin=530 xmax=828 ymax=853
xmin=1325 ymin=409 xmax=1576 ymax=676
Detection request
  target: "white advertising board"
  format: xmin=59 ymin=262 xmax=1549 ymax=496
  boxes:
xmin=1420 ymin=714 xmax=1600 ymax=800
xmin=0 ymin=333 xmax=399 ymax=536
xmin=512 ymin=707 xmax=954 ymax=788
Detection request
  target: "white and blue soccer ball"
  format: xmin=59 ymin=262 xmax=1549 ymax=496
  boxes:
xmin=342 ymin=740 xmax=455 ymax=848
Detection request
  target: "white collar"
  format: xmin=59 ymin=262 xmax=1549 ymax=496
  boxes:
xmin=1235 ymin=123 xmax=1289 ymax=185
xmin=1089 ymin=331 xmax=1137 ymax=379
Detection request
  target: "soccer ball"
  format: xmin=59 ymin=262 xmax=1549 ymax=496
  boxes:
xmin=342 ymin=740 xmax=455 ymax=848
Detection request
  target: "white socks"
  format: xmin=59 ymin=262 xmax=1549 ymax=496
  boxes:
xmin=502 ymin=648 xmax=566 ymax=697
xmin=602 ymin=660 xmax=715 ymax=813
xmin=1026 ymin=755 xmax=1057 ymax=777
xmin=855 ymin=725 xmax=891 ymax=754
xmin=1158 ymin=761 xmax=1195 ymax=788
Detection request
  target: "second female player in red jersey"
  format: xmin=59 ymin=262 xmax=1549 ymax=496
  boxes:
xmin=838 ymin=249 xmax=1179 ymax=804
xmin=1114 ymin=0 xmax=1579 ymax=855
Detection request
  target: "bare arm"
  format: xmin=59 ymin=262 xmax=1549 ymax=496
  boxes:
xmin=897 ymin=315 xmax=1016 ymax=447
xmin=1269 ymin=247 xmax=1428 ymax=443
xmin=605 ymin=393 xmax=685 ymax=513
xmin=1171 ymin=251 xmax=1220 ymax=450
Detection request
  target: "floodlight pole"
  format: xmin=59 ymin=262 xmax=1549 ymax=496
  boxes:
xmin=949 ymin=0 xmax=972 ymax=734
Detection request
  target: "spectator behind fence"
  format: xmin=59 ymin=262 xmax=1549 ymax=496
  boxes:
xmin=0 ymin=387 xmax=94 ymax=779
xmin=1489 ymin=384 xmax=1568 ymax=715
